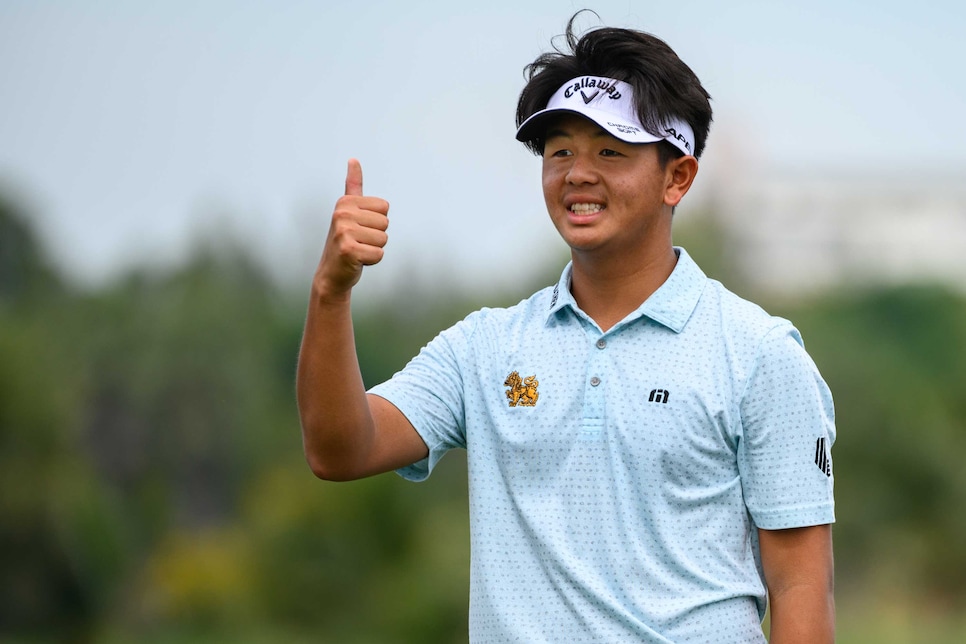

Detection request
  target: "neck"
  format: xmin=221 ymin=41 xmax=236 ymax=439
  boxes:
xmin=569 ymin=244 xmax=678 ymax=332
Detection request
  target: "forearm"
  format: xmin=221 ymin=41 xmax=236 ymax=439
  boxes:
xmin=296 ymin=287 xmax=375 ymax=480
xmin=767 ymin=582 xmax=835 ymax=643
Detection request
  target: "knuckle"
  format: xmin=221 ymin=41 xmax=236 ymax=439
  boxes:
xmin=335 ymin=236 xmax=358 ymax=257
xmin=335 ymin=194 xmax=357 ymax=208
xmin=333 ymin=196 xmax=360 ymax=217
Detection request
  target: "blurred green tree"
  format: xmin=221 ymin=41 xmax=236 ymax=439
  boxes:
xmin=0 ymin=194 xmax=62 ymax=308
xmin=0 ymin=196 xmax=89 ymax=639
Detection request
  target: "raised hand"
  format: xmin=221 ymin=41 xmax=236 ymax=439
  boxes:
xmin=314 ymin=159 xmax=390 ymax=299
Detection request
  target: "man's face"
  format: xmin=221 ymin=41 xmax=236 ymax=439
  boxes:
xmin=541 ymin=114 xmax=675 ymax=259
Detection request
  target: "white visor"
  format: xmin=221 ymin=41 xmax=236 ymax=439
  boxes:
xmin=516 ymin=76 xmax=695 ymax=156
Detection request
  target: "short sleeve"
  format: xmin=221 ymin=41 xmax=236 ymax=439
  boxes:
xmin=737 ymin=324 xmax=836 ymax=529
xmin=368 ymin=315 xmax=477 ymax=481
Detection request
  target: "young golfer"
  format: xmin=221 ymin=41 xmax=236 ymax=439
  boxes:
xmin=297 ymin=15 xmax=836 ymax=643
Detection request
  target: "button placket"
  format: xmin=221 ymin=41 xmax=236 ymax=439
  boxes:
xmin=590 ymin=335 xmax=608 ymax=388
xmin=581 ymin=334 xmax=607 ymax=435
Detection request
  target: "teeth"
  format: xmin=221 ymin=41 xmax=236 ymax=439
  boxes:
xmin=570 ymin=203 xmax=604 ymax=214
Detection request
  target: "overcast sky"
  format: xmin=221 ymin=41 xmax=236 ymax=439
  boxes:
xmin=2 ymin=0 xmax=964 ymax=294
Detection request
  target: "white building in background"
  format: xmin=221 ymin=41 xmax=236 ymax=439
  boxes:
xmin=704 ymin=168 xmax=966 ymax=295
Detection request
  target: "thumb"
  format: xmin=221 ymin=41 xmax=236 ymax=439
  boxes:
xmin=344 ymin=158 xmax=363 ymax=196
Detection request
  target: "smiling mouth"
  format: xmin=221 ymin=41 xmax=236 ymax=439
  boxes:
xmin=569 ymin=203 xmax=605 ymax=214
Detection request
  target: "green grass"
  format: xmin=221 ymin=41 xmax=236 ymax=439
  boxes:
xmin=835 ymin=595 xmax=966 ymax=644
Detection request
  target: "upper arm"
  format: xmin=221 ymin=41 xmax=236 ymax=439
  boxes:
xmin=304 ymin=394 xmax=428 ymax=482
xmin=354 ymin=393 xmax=429 ymax=479
xmin=759 ymin=524 xmax=835 ymax=642
xmin=759 ymin=524 xmax=834 ymax=594
xmin=308 ymin=394 xmax=427 ymax=482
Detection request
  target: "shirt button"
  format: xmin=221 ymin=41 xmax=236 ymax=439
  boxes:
xmin=596 ymin=339 xmax=607 ymax=349
xmin=590 ymin=376 xmax=601 ymax=387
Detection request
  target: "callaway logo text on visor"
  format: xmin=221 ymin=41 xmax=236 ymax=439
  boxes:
xmin=516 ymin=76 xmax=695 ymax=156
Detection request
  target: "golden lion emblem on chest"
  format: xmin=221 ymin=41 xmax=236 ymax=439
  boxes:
xmin=504 ymin=371 xmax=539 ymax=407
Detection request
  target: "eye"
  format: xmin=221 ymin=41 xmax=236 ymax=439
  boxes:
xmin=547 ymin=148 xmax=572 ymax=158
xmin=600 ymin=148 xmax=622 ymax=157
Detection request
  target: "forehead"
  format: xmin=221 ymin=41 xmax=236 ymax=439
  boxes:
xmin=542 ymin=113 xmax=615 ymax=140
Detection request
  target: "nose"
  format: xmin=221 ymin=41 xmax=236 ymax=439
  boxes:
xmin=565 ymin=153 xmax=599 ymax=185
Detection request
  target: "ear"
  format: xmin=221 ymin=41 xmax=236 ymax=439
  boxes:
xmin=664 ymin=156 xmax=699 ymax=208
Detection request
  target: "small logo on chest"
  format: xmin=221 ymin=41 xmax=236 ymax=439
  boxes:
xmin=648 ymin=388 xmax=670 ymax=404
xmin=505 ymin=371 xmax=539 ymax=407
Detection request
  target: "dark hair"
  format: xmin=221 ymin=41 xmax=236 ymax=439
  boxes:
xmin=516 ymin=12 xmax=713 ymax=160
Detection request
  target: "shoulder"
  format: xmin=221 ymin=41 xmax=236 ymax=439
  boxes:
xmin=690 ymin=278 xmax=817 ymax=394
xmin=700 ymin=277 xmax=799 ymax=347
xmin=435 ymin=284 xmax=559 ymax=350
xmin=698 ymin=282 xmax=829 ymax=407
xmin=464 ymin=284 xmax=557 ymax=329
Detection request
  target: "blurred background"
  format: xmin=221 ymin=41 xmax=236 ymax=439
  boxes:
xmin=1 ymin=1 xmax=965 ymax=642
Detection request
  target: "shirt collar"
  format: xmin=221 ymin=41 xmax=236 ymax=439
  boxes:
xmin=546 ymin=247 xmax=707 ymax=334
xmin=546 ymin=263 xmax=576 ymax=320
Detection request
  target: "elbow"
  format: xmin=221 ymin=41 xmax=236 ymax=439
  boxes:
xmin=298 ymin=409 xmax=337 ymax=481
xmin=303 ymin=448 xmax=331 ymax=480
xmin=300 ymin=418 xmax=365 ymax=482
xmin=304 ymin=449 xmax=357 ymax=482
xmin=298 ymin=401 xmax=376 ymax=481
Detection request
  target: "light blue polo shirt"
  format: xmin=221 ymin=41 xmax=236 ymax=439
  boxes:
xmin=369 ymin=247 xmax=835 ymax=643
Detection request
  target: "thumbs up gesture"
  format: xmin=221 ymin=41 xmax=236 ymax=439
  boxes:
xmin=314 ymin=159 xmax=391 ymax=299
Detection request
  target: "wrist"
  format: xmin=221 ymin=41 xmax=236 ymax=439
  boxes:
xmin=311 ymin=274 xmax=354 ymax=308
